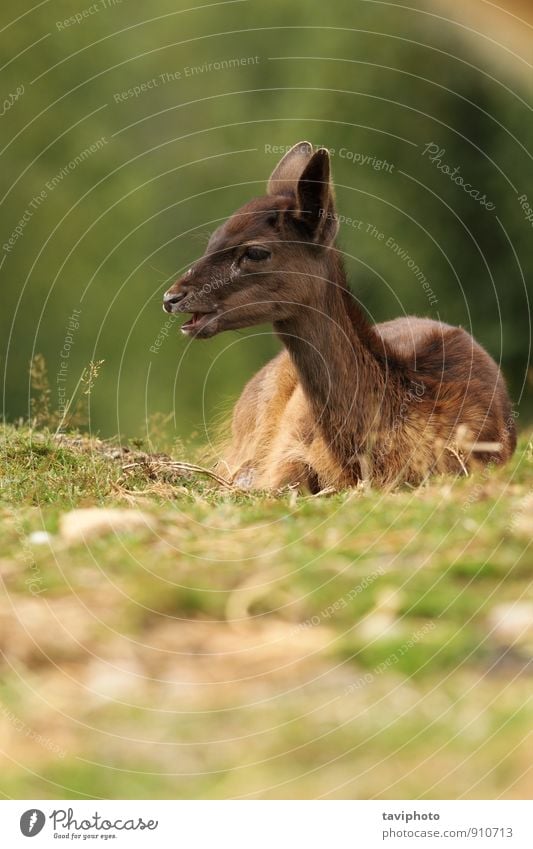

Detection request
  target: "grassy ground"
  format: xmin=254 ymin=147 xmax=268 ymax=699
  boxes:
xmin=0 ymin=423 xmax=532 ymax=799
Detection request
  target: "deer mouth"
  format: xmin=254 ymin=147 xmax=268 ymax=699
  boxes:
xmin=181 ymin=310 xmax=219 ymax=338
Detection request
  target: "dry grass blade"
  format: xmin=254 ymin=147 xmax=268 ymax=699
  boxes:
xmin=122 ymin=458 xmax=238 ymax=490
xmin=445 ymin=446 xmax=469 ymax=477
xmin=52 ymin=431 xmax=238 ymax=490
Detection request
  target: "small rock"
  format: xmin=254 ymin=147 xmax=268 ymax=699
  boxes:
xmin=488 ymin=602 xmax=533 ymax=645
xmin=59 ymin=508 xmax=151 ymax=542
xmin=28 ymin=530 xmax=53 ymax=545
xmin=358 ymin=588 xmax=403 ymax=640
xmin=510 ymin=493 xmax=533 ymax=538
xmin=84 ymin=657 xmax=144 ymax=704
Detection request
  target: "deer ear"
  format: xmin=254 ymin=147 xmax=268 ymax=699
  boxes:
xmin=295 ymin=148 xmax=338 ymax=245
xmin=267 ymin=141 xmax=313 ymax=196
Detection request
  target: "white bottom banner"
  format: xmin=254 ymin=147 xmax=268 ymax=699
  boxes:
xmin=1 ymin=800 xmax=531 ymax=848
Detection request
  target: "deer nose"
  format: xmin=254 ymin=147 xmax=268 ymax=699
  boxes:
xmin=163 ymin=289 xmax=186 ymax=313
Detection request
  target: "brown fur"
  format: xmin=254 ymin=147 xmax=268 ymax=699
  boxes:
xmin=163 ymin=142 xmax=516 ymax=491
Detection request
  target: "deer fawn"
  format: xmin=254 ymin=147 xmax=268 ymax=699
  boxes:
xmin=163 ymin=141 xmax=516 ymax=492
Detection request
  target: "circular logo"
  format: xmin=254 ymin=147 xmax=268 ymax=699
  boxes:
xmin=20 ymin=810 xmax=46 ymax=837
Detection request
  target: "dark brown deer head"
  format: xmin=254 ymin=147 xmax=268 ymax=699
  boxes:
xmin=162 ymin=142 xmax=340 ymax=338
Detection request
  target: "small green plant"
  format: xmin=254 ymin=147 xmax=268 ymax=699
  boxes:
xmin=29 ymin=354 xmax=52 ymax=428
xmin=29 ymin=354 xmax=105 ymax=432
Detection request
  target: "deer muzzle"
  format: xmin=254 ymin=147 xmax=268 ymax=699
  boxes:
xmin=162 ymin=288 xmax=187 ymax=314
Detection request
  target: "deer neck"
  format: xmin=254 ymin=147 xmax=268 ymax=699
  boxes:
xmin=274 ymin=256 xmax=396 ymax=474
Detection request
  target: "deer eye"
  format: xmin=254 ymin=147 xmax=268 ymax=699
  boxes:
xmin=243 ymin=245 xmax=271 ymax=262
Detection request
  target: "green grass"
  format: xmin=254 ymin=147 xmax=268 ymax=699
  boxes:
xmin=0 ymin=423 xmax=532 ymax=799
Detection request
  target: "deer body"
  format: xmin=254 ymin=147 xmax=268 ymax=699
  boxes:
xmin=163 ymin=142 xmax=516 ymax=491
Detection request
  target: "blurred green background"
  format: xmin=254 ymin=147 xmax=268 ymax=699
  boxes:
xmin=1 ymin=1 xmax=532 ymax=803
xmin=1 ymin=0 xmax=531 ymax=441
